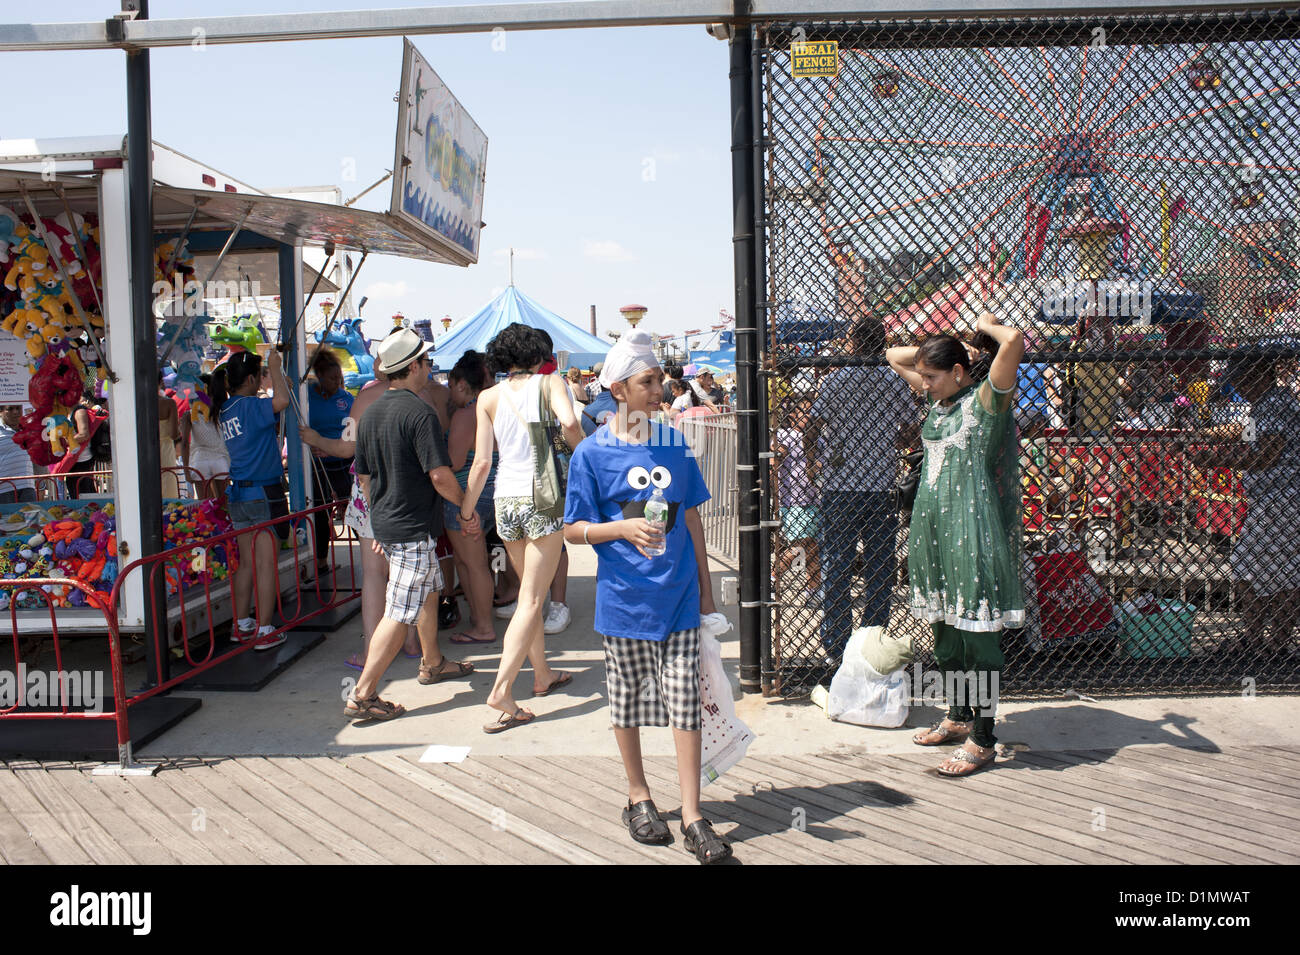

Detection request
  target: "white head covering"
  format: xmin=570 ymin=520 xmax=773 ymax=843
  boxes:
xmin=599 ymin=329 xmax=659 ymax=388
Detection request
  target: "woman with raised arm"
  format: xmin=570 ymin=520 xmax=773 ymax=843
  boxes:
xmin=461 ymin=323 xmax=585 ymax=733
xmin=886 ymin=311 xmax=1025 ymax=777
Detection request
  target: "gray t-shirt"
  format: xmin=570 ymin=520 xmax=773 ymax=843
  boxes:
xmin=354 ymin=389 xmax=451 ymax=543
xmin=810 ymin=365 xmax=918 ymax=492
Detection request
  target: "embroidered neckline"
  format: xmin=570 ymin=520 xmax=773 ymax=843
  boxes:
xmin=922 ymin=391 xmax=977 ymax=488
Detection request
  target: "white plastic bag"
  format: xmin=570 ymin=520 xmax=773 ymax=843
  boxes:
xmin=827 ymin=627 xmax=910 ymax=728
xmin=698 ymin=620 xmax=754 ymax=788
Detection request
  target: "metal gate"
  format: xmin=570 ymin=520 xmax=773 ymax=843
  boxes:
xmin=759 ymin=9 xmax=1300 ymax=696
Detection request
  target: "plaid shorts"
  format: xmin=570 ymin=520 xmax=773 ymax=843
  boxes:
xmin=380 ymin=537 xmax=445 ymax=625
xmin=602 ymin=628 xmax=701 ymax=731
xmin=494 ymin=495 xmax=563 ymax=542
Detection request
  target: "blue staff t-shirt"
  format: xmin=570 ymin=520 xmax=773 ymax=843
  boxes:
xmin=564 ymin=421 xmax=710 ymax=640
xmin=218 ymin=395 xmax=282 ymax=502
xmin=308 ymin=385 xmax=354 ymax=464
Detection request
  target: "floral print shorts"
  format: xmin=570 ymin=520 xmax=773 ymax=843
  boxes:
xmin=343 ymin=479 xmax=373 ymax=539
xmin=494 ymin=495 xmax=562 ymax=542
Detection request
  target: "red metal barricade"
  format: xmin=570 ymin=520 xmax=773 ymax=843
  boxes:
xmin=1 ymin=500 xmax=361 ymax=768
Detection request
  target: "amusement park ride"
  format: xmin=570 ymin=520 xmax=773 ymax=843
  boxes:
xmin=773 ymin=36 xmax=1300 ymax=596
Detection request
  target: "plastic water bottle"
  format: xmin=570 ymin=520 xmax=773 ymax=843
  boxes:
xmin=643 ymin=488 xmax=668 ymax=557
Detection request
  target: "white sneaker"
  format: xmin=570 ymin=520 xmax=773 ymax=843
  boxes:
xmin=543 ymin=601 xmax=571 ymax=634
xmin=231 ymin=619 xmax=258 ymax=644
xmin=494 ymin=600 xmax=517 ymax=619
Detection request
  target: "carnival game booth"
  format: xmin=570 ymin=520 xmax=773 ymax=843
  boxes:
xmin=0 ymin=136 xmax=468 ymax=759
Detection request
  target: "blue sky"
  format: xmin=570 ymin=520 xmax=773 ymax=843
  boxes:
xmin=5 ymin=1 xmax=735 ymax=346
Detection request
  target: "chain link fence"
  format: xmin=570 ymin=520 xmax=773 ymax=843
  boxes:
xmin=760 ymin=10 xmax=1300 ymax=697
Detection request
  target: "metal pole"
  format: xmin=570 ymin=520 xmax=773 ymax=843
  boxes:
xmin=729 ymin=2 xmax=761 ymax=694
xmin=590 ymin=304 xmax=597 ymax=337
xmin=126 ymin=0 xmax=168 ymax=688
xmin=750 ymin=21 xmax=772 ymax=695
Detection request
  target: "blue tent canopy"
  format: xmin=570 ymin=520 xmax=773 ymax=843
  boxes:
xmin=432 ymin=285 xmax=611 ymax=371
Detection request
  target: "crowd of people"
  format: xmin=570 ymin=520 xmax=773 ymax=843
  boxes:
xmin=290 ymin=323 xmax=734 ymax=863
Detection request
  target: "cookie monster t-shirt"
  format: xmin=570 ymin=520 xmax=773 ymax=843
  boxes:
xmin=564 ymin=421 xmax=710 ymax=640
xmin=219 ymin=395 xmax=282 ymax=503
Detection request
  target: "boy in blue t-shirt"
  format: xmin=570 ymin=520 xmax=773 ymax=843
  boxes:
xmin=563 ymin=330 xmax=733 ymax=864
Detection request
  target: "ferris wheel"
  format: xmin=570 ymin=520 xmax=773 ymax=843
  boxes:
xmin=771 ymin=32 xmax=1300 ymax=334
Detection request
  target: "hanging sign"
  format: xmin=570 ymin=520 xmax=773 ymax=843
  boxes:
xmin=0 ymin=332 xmax=28 ymax=403
xmin=791 ymin=40 xmax=839 ymax=78
xmin=391 ymin=38 xmax=489 ymax=265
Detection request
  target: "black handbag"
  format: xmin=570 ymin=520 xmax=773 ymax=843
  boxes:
xmin=891 ymin=447 xmax=925 ymax=513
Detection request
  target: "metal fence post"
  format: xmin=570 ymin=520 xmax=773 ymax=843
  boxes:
xmin=731 ymin=3 xmax=763 ymax=694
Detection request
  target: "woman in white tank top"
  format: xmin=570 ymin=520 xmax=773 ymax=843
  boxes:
xmin=462 ymin=324 xmax=585 ymax=733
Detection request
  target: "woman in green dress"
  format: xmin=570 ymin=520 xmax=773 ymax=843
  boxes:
xmin=886 ymin=312 xmax=1025 ymax=776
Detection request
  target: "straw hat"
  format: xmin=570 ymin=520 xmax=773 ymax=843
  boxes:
xmin=375 ymin=328 xmax=434 ymax=374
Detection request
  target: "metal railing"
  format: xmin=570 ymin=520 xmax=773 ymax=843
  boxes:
xmin=1 ymin=500 xmax=360 ymax=769
xmin=683 ymin=411 xmax=739 ymax=562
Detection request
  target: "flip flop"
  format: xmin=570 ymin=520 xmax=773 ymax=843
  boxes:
xmin=449 ymin=631 xmax=498 ymax=645
xmin=483 ymin=708 xmax=535 ymax=734
xmin=344 ymin=656 xmax=364 ymax=672
xmin=533 ymin=671 xmax=573 ymax=697
xmin=402 ymin=649 xmax=422 ymax=658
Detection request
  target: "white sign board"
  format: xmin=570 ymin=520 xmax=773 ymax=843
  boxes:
xmin=0 ymin=332 xmax=29 ymax=404
xmin=391 ymin=39 xmax=489 ymax=265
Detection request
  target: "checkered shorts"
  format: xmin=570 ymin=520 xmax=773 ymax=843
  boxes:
xmin=602 ymin=628 xmax=701 ymax=731
xmin=380 ymin=537 xmax=445 ymax=625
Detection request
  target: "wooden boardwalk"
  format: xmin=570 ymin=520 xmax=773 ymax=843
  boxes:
xmin=1 ymin=745 xmax=1297 ymax=864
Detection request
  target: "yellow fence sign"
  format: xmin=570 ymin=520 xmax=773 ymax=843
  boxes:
xmin=791 ymin=40 xmax=839 ymax=78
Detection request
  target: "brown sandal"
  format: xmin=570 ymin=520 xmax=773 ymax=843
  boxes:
xmin=344 ymin=695 xmax=406 ymax=721
xmin=417 ymin=657 xmax=475 ymax=685
xmin=912 ymin=719 xmax=971 ymax=746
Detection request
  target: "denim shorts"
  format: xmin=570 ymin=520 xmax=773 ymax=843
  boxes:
xmin=444 ymin=497 xmax=497 ymax=536
xmin=228 ymin=492 xmax=289 ymax=532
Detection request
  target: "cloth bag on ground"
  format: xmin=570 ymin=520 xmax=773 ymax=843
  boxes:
xmin=827 ymin=626 xmax=911 ymax=728
xmin=698 ymin=613 xmax=754 ymax=787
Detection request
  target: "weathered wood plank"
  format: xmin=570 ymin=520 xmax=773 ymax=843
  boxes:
xmin=942 ymin=752 xmax=1269 ymax=865
xmin=97 ymin=768 xmax=251 ymax=865
xmin=720 ymin=754 xmax=958 ymax=865
xmin=154 ymin=759 xmax=309 ymax=865
xmin=272 ymin=757 xmax=451 ymax=865
xmin=0 ymin=779 xmax=53 ymax=864
xmin=345 ymin=755 xmax=558 ymax=865
xmin=790 ymin=752 xmax=1106 ymax=864
xmin=302 ymin=756 xmax=477 ymax=865
xmin=529 ymin=753 xmax=795 ymax=864
xmin=209 ymin=758 xmax=387 ymax=865
xmin=1118 ymin=747 xmax=1300 ymax=805
xmin=376 ymin=753 xmax=602 ymax=865
xmin=234 ymin=757 xmax=431 ymax=865
xmin=637 ymin=752 xmax=875 ymax=865
xmin=1015 ymin=751 xmax=1300 ymax=860
xmin=6 ymin=761 xmax=134 ymax=864
xmin=460 ymin=756 xmax=686 ymax=865
xmin=36 ymin=764 xmax=181 ymax=865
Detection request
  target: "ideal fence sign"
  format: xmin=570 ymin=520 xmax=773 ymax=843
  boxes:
xmin=391 ymin=38 xmax=489 ymax=265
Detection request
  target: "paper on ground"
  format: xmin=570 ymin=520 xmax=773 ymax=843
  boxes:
xmin=419 ymin=745 xmax=471 ymax=763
